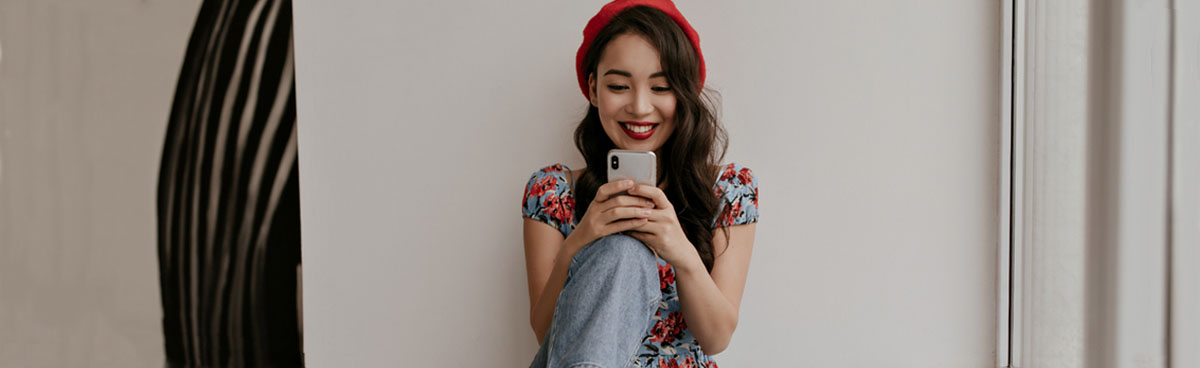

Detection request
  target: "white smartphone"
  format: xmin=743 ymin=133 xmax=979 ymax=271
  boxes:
xmin=607 ymin=149 xmax=657 ymax=187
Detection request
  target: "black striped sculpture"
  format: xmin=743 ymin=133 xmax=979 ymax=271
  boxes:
xmin=157 ymin=0 xmax=301 ymax=366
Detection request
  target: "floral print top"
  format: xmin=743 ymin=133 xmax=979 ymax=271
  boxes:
xmin=521 ymin=162 xmax=759 ymax=367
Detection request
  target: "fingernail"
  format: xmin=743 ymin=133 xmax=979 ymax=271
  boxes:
xmin=641 ymin=210 xmax=651 ymax=216
xmin=625 ymin=180 xmax=634 ymax=187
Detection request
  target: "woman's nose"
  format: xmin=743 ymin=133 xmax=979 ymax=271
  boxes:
xmin=626 ymin=89 xmax=654 ymax=117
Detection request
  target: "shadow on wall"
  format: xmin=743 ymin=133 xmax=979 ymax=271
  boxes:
xmin=156 ymin=0 xmax=303 ymax=366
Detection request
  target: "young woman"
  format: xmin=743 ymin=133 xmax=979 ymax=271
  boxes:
xmin=521 ymin=1 xmax=758 ymax=366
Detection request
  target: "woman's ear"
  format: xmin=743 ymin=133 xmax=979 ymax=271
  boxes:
xmin=588 ymin=72 xmax=597 ymax=107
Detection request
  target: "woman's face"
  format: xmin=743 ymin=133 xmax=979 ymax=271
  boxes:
xmin=588 ymin=33 xmax=677 ymax=153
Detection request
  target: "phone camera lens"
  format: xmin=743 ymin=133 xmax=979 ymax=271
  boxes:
xmin=611 ymin=156 xmax=619 ymax=170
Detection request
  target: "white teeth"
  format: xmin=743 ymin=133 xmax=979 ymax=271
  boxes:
xmin=622 ymin=123 xmax=654 ymax=134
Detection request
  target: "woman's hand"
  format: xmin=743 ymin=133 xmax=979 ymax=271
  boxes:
xmin=566 ymin=179 xmax=657 ymax=253
xmin=626 ymin=184 xmax=699 ymax=265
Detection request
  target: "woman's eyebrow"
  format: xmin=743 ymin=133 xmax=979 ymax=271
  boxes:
xmin=603 ymin=69 xmax=667 ymax=78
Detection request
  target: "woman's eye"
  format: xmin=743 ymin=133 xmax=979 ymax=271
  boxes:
xmin=606 ymin=85 xmax=629 ymax=91
xmin=652 ymin=86 xmax=672 ymax=92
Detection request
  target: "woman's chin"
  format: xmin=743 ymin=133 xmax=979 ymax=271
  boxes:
xmin=620 ymin=145 xmax=653 ymax=152
xmin=614 ymin=140 xmax=660 ymax=152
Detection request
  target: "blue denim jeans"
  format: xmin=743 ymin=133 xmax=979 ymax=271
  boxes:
xmin=529 ymin=234 xmax=660 ymax=368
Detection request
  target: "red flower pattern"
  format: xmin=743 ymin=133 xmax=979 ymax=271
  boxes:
xmin=718 ymin=164 xmax=736 ymax=182
xmin=666 ymin=311 xmax=688 ymax=337
xmin=527 ymin=181 xmax=545 ymax=201
xmin=658 ymin=262 xmax=675 ymax=291
xmin=718 ymin=199 xmax=741 ymax=227
xmin=736 ymin=167 xmax=753 ymax=186
xmin=560 ymin=194 xmax=575 ymax=221
xmin=651 ymin=311 xmax=688 ymax=344
xmin=650 ymin=312 xmax=670 ymax=343
xmin=656 ymin=355 xmax=700 ymax=368
xmin=536 ymin=175 xmax=556 ymax=196
xmin=542 ymin=193 xmax=573 ymax=224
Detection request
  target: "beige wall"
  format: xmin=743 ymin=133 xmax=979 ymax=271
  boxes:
xmin=294 ymin=0 xmax=1000 ymax=366
xmin=0 ymin=0 xmax=200 ymax=366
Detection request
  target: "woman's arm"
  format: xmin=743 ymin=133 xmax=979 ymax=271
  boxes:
xmin=523 ymin=219 xmax=587 ymax=344
xmin=525 ymin=219 xmax=576 ymax=345
xmin=667 ymin=224 xmax=757 ymax=355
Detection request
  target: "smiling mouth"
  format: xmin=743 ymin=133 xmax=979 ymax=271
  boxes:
xmin=619 ymin=122 xmax=659 ymax=140
xmin=621 ymin=122 xmax=656 ymax=133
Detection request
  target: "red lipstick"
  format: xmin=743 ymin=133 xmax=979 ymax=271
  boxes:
xmin=619 ymin=121 xmax=658 ymax=140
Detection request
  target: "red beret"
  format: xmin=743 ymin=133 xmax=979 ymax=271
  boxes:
xmin=576 ymin=0 xmax=705 ymax=100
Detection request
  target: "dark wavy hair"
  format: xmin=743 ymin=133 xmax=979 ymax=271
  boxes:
xmin=572 ymin=5 xmax=729 ymax=272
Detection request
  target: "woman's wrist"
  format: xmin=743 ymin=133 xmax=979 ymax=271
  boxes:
xmin=669 ymin=243 xmax=705 ymax=276
xmin=558 ymin=232 xmax=588 ymax=264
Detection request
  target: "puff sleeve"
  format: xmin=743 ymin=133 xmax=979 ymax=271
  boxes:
xmin=521 ymin=164 xmax=577 ymax=237
xmin=712 ymin=163 xmax=759 ymax=228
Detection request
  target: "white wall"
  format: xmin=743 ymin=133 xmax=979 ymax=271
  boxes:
xmin=1171 ymin=2 xmax=1200 ymax=367
xmin=0 ymin=0 xmax=200 ymax=366
xmin=294 ymin=1 xmax=999 ymax=366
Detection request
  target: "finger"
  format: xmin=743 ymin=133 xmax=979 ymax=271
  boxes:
xmin=643 ymin=208 xmax=676 ymax=223
xmin=623 ymin=220 xmax=652 ymax=240
xmin=628 ymin=184 xmax=672 ymax=209
xmin=602 ymin=206 xmax=652 ymax=223
xmin=631 ymin=220 xmax=658 ymax=235
xmin=607 ymin=194 xmax=656 ymax=209
xmin=588 ymin=189 xmax=633 ymax=214
xmin=604 ymin=217 xmax=649 ymax=235
xmin=594 ymin=180 xmax=635 ymax=203
xmin=589 ymin=195 xmax=645 ymax=219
